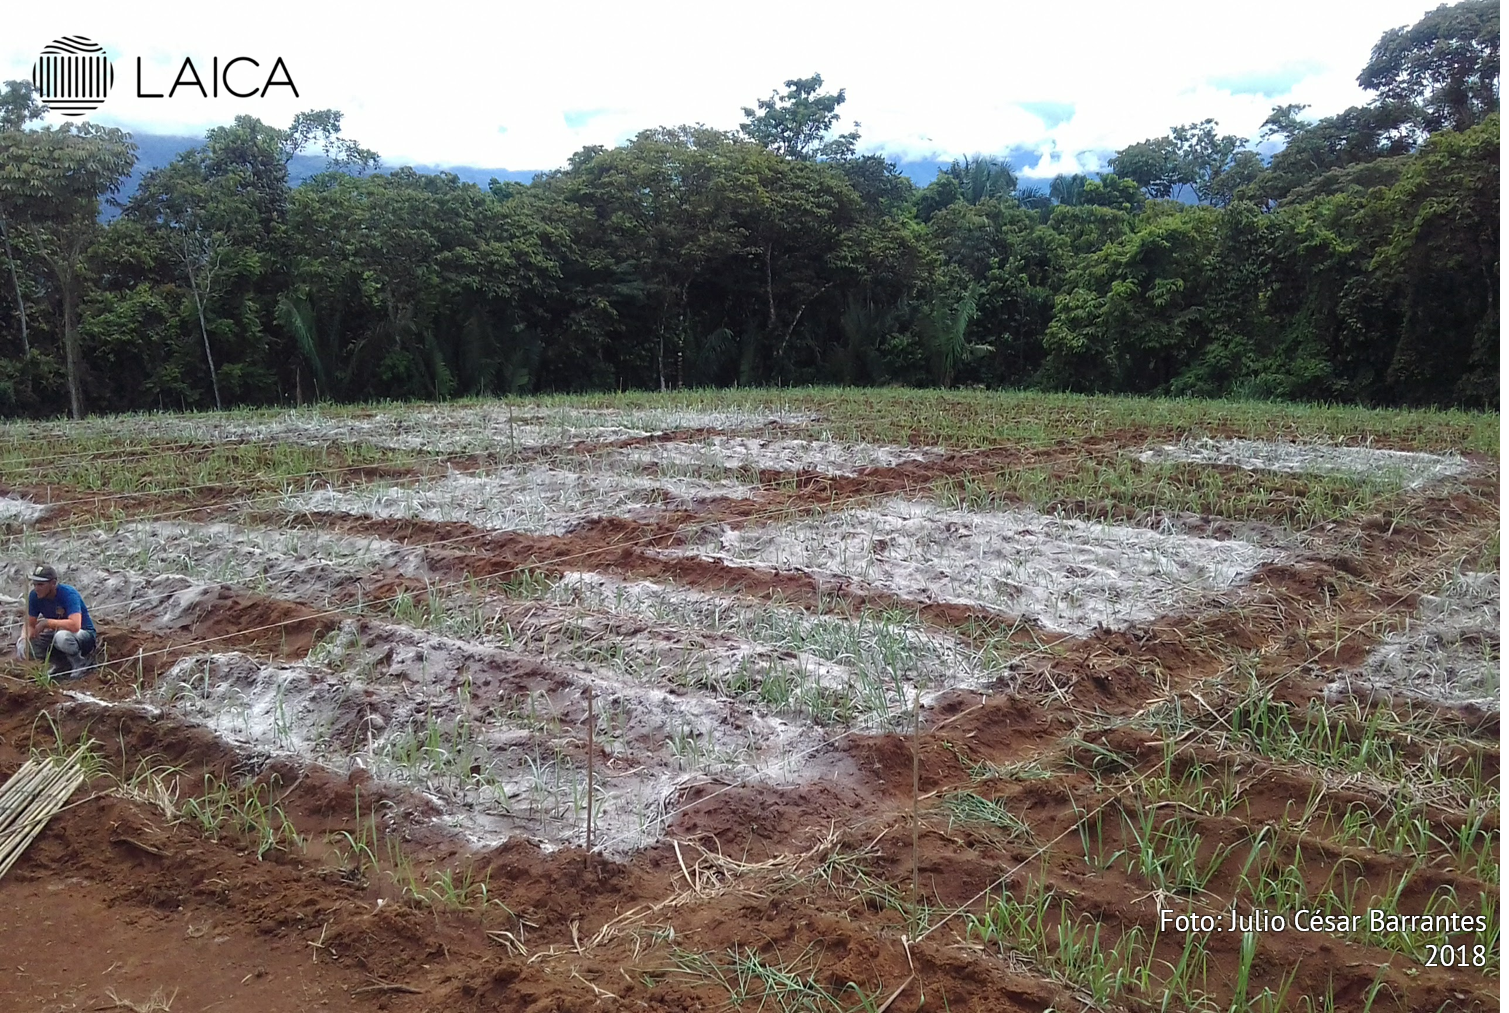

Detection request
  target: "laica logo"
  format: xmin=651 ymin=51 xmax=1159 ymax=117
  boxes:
xmin=31 ymin=36 xmax=114 ymax=117
xmin=25 ymin=35 xmax=300 ymax=119
xmin=135 ymin=55 xmax=299 ymax=99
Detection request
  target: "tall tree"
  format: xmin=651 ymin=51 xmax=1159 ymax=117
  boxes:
xmin=546 ymin=128 xmax=744 ymax=389
xmin=280 ymin=109 xmax=380 ymax=172
xmin=740 ymin=74 xmax=860 ymax=161
xmin=1109 ymin=136 xmax=1186 ymax=200
xmin=0 ymin=80 xmax=47 ymax=354
xmin=1251 ymin=101 xmax=1417 ymax=203
xmin=742 ymin=158 xmax=863 ymax=377
xmin=125 ymin=110 xmax=379 ymax=408
xmin=173 ymin=206 xmax=231 ymax=411
xmin=1081 ymin=174 xmax=1145 ymax=212
xmin=1112 ymin=120 xmax=1256 ymax=204
xmin=951 ymin=156 xmax=1017 ymax=204
xmin=1360 ymin=0 xmax=1500 ymax=133
xmin=1014 ymin=185 xmax=1053 ymax=221
xmin=1 ymin=123 xmax=135 ymax=417
xmin=136 ymin=152 xmax=248 ymax=410
xmin=1366 ymin=113 xmax=1499 ymax=405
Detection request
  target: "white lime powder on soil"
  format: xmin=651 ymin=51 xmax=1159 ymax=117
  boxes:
xmin=603 ymin=436 xmax=943 ymax=478
xmin=284 ymin=464 xmax=754 ymax=535
xmin=1328 ymin=571 xmax=1500 ymax=711
xmin=45 ymin=405 xmax=818 ymax=455
xmin=667 ymin=497 xmax=1277 ymax=636
xmin=1139 ymin=438 xmax=1470 ymax=488
xmin=0 ymin=495 xmax=45 ymax=524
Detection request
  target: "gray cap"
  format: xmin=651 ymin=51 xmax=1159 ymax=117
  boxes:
xmin=29 ymin=564 xmax=57 ymax=583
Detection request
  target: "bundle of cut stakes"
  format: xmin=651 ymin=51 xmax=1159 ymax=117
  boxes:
xmin=0 ymin=746 xmax=89 ymax=881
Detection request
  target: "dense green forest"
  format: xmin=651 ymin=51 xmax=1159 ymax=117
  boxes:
xmin=0 ymin=1 xmax=1498 ymax=417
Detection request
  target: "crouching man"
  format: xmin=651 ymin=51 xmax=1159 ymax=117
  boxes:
xmin=23 ymin=564 xmax=99 ymax=677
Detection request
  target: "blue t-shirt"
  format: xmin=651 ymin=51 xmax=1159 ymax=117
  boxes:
xmin=29 ymin=584 xmax=95 ymax=632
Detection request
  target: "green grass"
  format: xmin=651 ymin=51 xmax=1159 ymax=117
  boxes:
xmin=1071 ymin=797 xmax=1237 ymax=896
xmin=509 ymin=387 xmax=1500 ymax=454
xmin=964 ymin=878 xmax=1160 ymax=1008
xmin=669 ymin=944 xmax=887 ymax=1013
xmin=1129 ymin=742 xmax=1245 ymax=818
xmin=1136 ymin=679 xmax=1499 ymax=813
xmin=28 ymin=716 xmax=106 ymax=778
xmin=386 ymin=581 xmax=506 ymax=641
xmin=932 ymin=456 xmax=1415 ymax=529
xmin=325 ymin=784 xmax=384 ymax=880
xmin=177 ymin=772 xmax=304 ymax=860
xmin=804 ymin=843 xmax=909 ymax=918
xmin=373 ymin=687 xmax=513 ymax=812
xmin=0 ymin=436 xmax=414 ymax=497
xmin=2 ymin=387 xmax=1494 ymax=458
xmin=553 ymin=584 xmax=996 ymax=728
xmin=941 ymin=790 xmax=1036 ymax=843
xmin=1120 ymin=810 xmax=1236 ymax=895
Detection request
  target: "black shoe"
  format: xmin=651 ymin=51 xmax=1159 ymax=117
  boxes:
xmin=49 ymin=657 xmax=92 ymax=681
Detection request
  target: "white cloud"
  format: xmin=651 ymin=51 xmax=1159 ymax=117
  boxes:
xmin=3 ymin=0 xmax=1445 ymax=170
xmin=1019 ymin=149 xmax=1101 ymax=180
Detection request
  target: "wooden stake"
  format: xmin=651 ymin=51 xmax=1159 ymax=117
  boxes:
xmin=0 ymin=752 xmax=86 ymax=882
xmin=0 ymin=760 xmax=47 ymax=826
xmin=0 ymin=759 xmax=69 ymax=832
xmin=0 ymin=772 xmax=83 ymax=873
xmin=911 ymin=694 xmax=921 ymax=905
xmin=585 ymin=685 xmax=595 ymax=855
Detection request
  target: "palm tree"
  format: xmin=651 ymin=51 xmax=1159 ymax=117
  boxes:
xmin=916 ymin=285 xmax=985 ymax=387
xmin=948 ymin=155 xmax=1018 ymax=205
xmin=1050 ymin=173 xmax=1088 ymax=206
xmin=1015 ymin=185 xmax=1053 ymax=223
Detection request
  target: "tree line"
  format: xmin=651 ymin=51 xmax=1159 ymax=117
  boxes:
xmin=0 ymin=0 xmax=1497 ymax=417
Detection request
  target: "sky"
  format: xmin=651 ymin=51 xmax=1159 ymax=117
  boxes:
xmin=4 ymin=1 xmax=1446 ymax=177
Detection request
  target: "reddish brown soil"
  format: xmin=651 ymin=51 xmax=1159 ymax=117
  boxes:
xmin=0 ymin=428 xmax=1496 ymax=1012
xmin=4 ymin=445 xmax=428 ymax=531
xmin=1 ymin=660 xmax=1495 ymax=1013
xmin=94 ymin=588 xmax=341 ymax=685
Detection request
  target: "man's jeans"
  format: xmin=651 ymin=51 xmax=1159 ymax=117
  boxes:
xmin=28 ymin=629 xmax=98 ymax=674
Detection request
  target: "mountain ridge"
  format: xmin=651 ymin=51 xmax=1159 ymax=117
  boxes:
xmin=112 ymin=133 xmax=1106 ymax=209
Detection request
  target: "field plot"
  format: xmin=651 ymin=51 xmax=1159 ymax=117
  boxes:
xmin=7 ymin=402 xmax=818 ymax=456
xmin=668 ymin=497 xmax=1278 ymax=634
xmin=1140 ymin=438 xmax=1474 ymax=489
xmin=0 ymin=391 xmax=1497 ymax=1013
